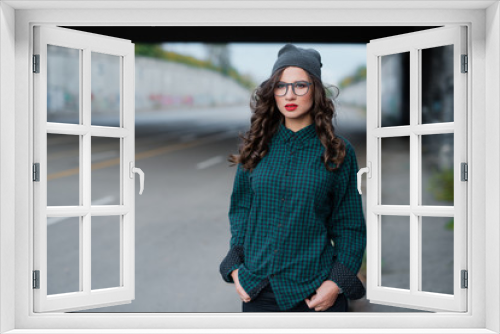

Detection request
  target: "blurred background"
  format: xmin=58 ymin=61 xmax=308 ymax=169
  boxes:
xmin=45 ymin=26 xmax=454 ymax=313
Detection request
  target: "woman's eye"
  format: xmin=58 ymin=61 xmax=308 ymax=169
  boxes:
xmin=277 ymin=83 xmax=286 ymax=89
xmin=296 ymin=82 xmax=307 ymax=88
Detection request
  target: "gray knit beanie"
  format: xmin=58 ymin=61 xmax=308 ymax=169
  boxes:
xmin=271 ymin=44 xmax=322 ymax=80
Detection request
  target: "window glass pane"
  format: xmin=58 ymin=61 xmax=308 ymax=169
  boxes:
xmin=47 ymin=45 xmax=80 ymax=124
xmin=381 ymin=52 xmax=410 ymax=127
xmin=381 ymin=136 xmax=410 ymax=205
xmin=91 ymin=137 xmax=121 ymax=205
xmin=381 ymin=215 xmax=410 ymax=290
xmin=421 ymin=133 xmax=454 ymax=206
xmin=92 ymin=216 xmax=121 ymax=290
xmin=47 ymin=134 xmax=80 ymax=206
xmin=421 ymin=216 xmax=454 ymax=294
xmin=47 ymin=217 xmax=80 ymax=294
xmin=91 ymin=52 xmax=121 ymax=127
xmin=421 ymin=45 xmax=454 ymax=124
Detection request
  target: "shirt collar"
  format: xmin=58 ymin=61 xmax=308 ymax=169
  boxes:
xmin=276 ymin=121 xmax=317 ymax=144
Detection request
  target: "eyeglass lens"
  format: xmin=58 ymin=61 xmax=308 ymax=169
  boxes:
xmin=274 ymin=81 xmax=310 ymax=96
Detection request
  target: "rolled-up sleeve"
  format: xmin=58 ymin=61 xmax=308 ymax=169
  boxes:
xmin=327 ymin=141 xmax=367 ymax=299
xmin=219 ymin=163 xmax=253 ymax=283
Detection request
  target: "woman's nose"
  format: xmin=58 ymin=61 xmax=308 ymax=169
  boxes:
xmin=285 ymin=86 xmax=296 ymax=99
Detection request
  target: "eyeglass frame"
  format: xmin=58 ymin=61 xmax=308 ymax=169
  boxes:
xmin=274 ymin=81 xmax=313 ymax=96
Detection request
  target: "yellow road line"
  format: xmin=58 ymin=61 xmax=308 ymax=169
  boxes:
xmin=47 ymin=135 xmax=222 ymax=181
xmin=47 ymin=167 xmax=79 ymax=181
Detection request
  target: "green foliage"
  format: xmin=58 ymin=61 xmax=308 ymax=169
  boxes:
xmin=427 ymin=168 xmax=454 ymax=231
xmin=134 ymin=43 xmax=255 ymax=90
xmin=428 ymin=168 xmax=454 ymax=202
xmin=338 ymin=65 xmax=367 ymax=89
xmin=360 ymin=250 xmax=367 ymax=274
xmin=134 ymin=44 xmax=165 ymax=58
xmin=445 ymin=218 xmax=454 ymax=231
xmin=226 ymin=67 xmax=256 ymax=91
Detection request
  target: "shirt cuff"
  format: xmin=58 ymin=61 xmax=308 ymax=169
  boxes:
xmin=219 ymin=245 xmax=244 ymax=283
xmin=328 ymin=261 xmax=365 ymax=300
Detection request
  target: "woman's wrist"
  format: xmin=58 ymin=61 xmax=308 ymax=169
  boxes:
xmin=231 ymin=269 xmax=239 ymax=281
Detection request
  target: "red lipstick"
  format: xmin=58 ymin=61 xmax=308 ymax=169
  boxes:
xmin=285 ymin=104 xmax=298 ymax=111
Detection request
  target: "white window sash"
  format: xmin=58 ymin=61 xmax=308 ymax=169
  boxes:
xmin=32 ymin=25 xmax=136 ymax=313
xmin=365 ymin=26 xmax=468 ymax=312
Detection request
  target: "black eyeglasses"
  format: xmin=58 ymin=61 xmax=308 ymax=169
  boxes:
xmin=274 ymin=81 xmax=312 ymax=96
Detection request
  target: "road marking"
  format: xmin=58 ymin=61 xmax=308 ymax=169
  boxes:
xmin=92 ymin=150 xmax=119 ymax=162
xmin=91 ymin=195 xmax=116 ymax=205
xmin=48 ymin=143 xmax=118 ymax=161
xmin=179 ymin=134 xmax=197 ymax=142
xmin=48 ymin=167 xmax=79 ymax=181
xmin=197 ymin=155 xmax=224 ymax=170
xmin=47 ymin=216 xmax=73 ymax=226
xmin=47 ymin=157 xmax=120 ymax=181
xmin=47 ymin=131 xmax=233 ymax=180
xmin=47 ymin=196 xmax=116 ymax=226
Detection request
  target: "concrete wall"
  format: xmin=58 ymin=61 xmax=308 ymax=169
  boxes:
xmin=46 ymin=49 xmax=252 ymax=117
xmin=135 ymin=56 xmax=251 ymax=111
xmin=338 ymin=80 xmax=366 ymax=108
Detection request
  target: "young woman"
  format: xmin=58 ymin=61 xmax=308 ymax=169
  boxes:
xmin=219 ymin=44 xmax=366 ymax=312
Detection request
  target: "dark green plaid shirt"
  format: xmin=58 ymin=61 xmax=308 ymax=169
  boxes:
xmin=220 ymin=122 xmax=366 ymax=310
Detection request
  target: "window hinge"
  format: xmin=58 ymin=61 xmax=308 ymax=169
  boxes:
xmin=461 ymin=54 xmax=468 ymax=73
xmin=461 ymin=162 xmax=468 ymax=181
xmin=33 ymin=270 xmax=40 ymax=289
xmin=461 ymin=270 xmax=468 ymax=289
xmin=33 ymin=163 xmax=40 ymax=182
xmin=33 ymin=54 xmax=40 ymax=73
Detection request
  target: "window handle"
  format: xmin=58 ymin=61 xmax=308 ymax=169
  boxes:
xmin=357 ymin=162 xmax=371 ymax=195
xmin=129 ymin=162 xmax=145 ymax=195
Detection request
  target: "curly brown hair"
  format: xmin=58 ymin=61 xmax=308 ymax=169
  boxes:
xmin=228 ymin=67 xmax=346 ymax=172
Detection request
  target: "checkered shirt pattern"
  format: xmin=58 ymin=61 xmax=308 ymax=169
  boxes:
xmin=220 ymin=122 xmax=366 ymax=310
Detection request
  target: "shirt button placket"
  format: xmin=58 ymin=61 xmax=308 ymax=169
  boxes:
xmin=287 ymin=140 xmax=295 ymax=218
xmin=275 ymin=138 xmax=292 ymax=276
xmin=277 ymin=140 xmax=294 ymax=274
xmin=273 ymin=140 xmax=286 ymax=276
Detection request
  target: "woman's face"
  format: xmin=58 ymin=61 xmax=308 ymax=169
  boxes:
xmin=274 ymin=66 xmax=314 ymax=125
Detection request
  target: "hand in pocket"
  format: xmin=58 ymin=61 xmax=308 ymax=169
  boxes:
xmin=304 ymin=280 xmax=340 ymax=311
xmin=231 ymin=269 xmax=251 ymax=303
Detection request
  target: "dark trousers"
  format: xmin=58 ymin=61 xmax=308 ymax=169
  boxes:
xmin=242 ymin=284 xmax=348 ymax=312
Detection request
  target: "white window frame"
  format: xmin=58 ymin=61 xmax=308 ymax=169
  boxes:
xmin=0 ymin=1 xmax=499 ymax=333
xmin=33 ymin=25 xmax=136 ymax=313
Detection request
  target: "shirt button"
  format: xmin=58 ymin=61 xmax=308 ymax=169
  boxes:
xmin=281 ymin=198 xmax=285 ymax=202
xmin=274 ymin=249 xmax=278 ymax=253
xmin=278 ymin=224 xmax=282 ymax=227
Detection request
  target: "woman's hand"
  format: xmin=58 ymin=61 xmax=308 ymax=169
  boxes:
xmin=231 ymin=269 xmax=251 ymax=303
xmin=304 ymin=280 xmax=340 ymax=311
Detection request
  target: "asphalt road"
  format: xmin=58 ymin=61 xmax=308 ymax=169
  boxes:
xmin=45 ymin=104 xmax=452 ymax=313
